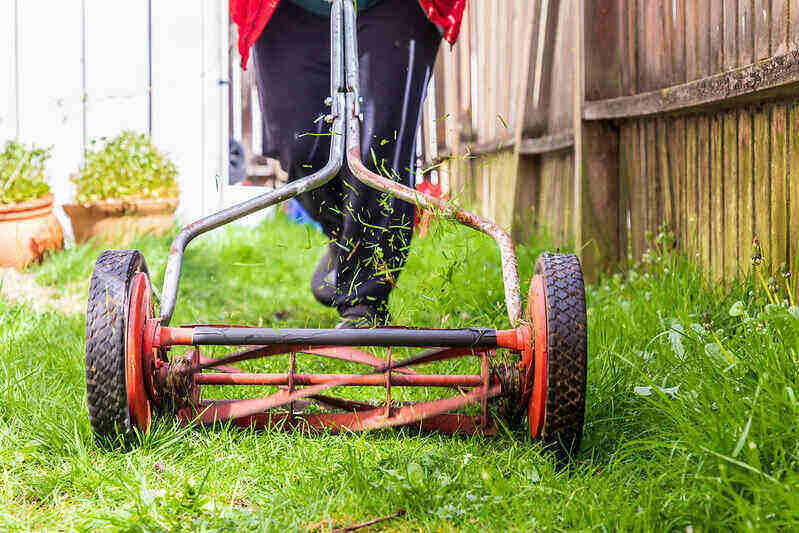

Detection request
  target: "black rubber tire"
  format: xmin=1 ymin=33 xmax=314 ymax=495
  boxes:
xmin=533 ymin=252 xmax=588 ymax=460
xmin=85 ymin=249 xmax=149 ymax=444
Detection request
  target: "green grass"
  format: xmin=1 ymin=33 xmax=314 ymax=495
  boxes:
xmin=1 ymin=214 xmax=798 ymax=531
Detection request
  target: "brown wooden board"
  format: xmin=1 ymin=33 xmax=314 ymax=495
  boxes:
xmin=685 ymin=1 xmax=699 ymax=81
xmin=623 ymin=0 xmax=638 ymax=95
xmin=738 ymin=108 xmax=755 ymax=271
xmin=773 ymin=0 xmax=789 ymax=55
xmin=696 ymin=0 xmax=711 ymax=77
xmin=790 ymin=102 xmax=799 ymax=281
xmin=711 ymin=113 xmax=724 ymax=277
xmin=619 ymin=121 xmax=632 ymax=261
xmin=723 ymin=109 xmax=740 ymax=278
xmin=771 ymin=103 xmax=788 ymax=272
xmin=647 ymin=120 xmax=661 ymax=237
xmin=686 ymin=115 xmax=698 ymax=256
xmin=793 ymin=0 xmax=799 ymax=51
xmin=657 ymin=118 xmax=675 ymax=234
xmin=669 ymin=117 xmax=686 ymax=246
xmin=738 ymin=0 xmax=754 ymax=66
xmin=754 ymin=0 xmax=771 ymax=60
xmin=632 ymin=121 xmax=646 ymax=259
xmin=709 ymin=0 xmax=723 ymax=75
xmin=672 ymin=0 xmax=686 ymax=85
xmin=753 ymin=105 xmax=771 ymax=270
xmin=697 ymin=115 xmax=711 ymax=272
xmin=723 ymin=0 xmax=738 ymax=70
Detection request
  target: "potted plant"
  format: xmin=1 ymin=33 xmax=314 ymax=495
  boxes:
xmin=64 ymin=130 xmax=180 ymax=243
xmin=0 ymin=141 xmax=63 ymax=269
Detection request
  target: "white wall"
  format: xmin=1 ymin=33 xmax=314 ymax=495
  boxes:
xmin=1 ymin=0 xmax=229 ymax=234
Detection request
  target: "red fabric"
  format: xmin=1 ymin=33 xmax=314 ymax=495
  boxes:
xmin=230 ymin=0 xmax=466 ymax=69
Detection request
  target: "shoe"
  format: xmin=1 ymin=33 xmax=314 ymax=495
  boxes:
xmin=335 ymin=304 xmax=390 ymax=329
xmin=311 ymin=247 xmax=337 ymax=307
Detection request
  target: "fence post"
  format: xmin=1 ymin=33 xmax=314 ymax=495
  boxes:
xmin=573 ymin=0 xmax=624 ymax=280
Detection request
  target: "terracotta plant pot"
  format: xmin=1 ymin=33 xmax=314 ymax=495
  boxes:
xmin=63 ymin=197 xmax=178 ymax=243
xmin=0 ymin=194 xmax=64 ymax=269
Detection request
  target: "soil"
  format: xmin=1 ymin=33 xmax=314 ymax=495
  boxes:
xmin=0 ymin=267 xmax=86 ymax=315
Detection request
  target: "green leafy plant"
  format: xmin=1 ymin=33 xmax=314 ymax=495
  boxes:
xmin=72 ymin=130 xmax=179 ymax=203
xmin=0 ymin=140 xmax=52 ymax=205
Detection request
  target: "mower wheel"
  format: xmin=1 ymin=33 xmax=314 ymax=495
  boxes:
xmin=85 ymin=249 xmax=151 ymax=444
xmin=527 ymin=252 xmax=587 ymax=459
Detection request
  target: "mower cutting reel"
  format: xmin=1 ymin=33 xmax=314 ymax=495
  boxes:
xmin=83 ymin=0 xmax=587 ymax=459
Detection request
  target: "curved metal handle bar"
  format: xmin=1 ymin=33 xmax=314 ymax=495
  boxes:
xmin=340 ymin=1 xmax=522 ymax=325
xmin=159 ymin=0 xmax=347 ymax=326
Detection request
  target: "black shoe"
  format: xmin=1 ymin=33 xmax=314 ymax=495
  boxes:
xmin=335 ymin=304 xmax=390 ymax=329
xmin=311 ymin=247 xmax=336 ymax=307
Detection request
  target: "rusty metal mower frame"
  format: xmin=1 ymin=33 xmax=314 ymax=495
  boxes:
xmin=86 ymin=0 xmax=587 ymax=455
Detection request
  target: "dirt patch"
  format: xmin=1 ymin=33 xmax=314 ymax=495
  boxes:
xmin=0 ymin=267 xmax=86 ymax=315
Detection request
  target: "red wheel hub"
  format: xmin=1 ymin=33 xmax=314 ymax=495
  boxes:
xmin=527 ymin=274 xmax=547 ymax=438
xmin=126 ymin=272 xmax=153 ymax=433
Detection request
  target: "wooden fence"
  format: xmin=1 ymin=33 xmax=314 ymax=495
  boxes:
xmin=424 ymin=0 xmax=799 ymax=281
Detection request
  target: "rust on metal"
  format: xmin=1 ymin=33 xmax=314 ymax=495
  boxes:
xmin=373 ymin=346 xmax=482 ymax=373
xmin=346 ymin=145 xmax=522 ymax=326
xmin=194 ymin=372 xmax=485 ymax=388
xmin=300 ymin=345 xmax=417 ymax=373
xmin=155 ymin=326 xmax=195 ymax=346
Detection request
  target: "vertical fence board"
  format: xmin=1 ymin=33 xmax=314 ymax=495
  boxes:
xmin=710 ymin=0 xmax=723 ymax=74
xmin=711 ymin=114 xmax=724 ymax=277
xmin=686 ymin=1 xmax=699 ymax=80
xmin=672 ymin=0 xmax=686 ymax=84
xmin=658 ymin=118 xmax=674 ymax=233
xmin=685 ymin=116 xmax=698 ymax=255
xmin=754 ymin=0 xmax=771 ymax=59
xmin=619 ymin=122 xmax=632 ymax=258
xmin=723 ymin=110 xmax=739 ymax=278
xmin=0 ymin=0 xmax=15 ymax=142
xmin=623 ymin=0 xmax=638 ymax=94
xmin=790 ymin=103 xmax=799 ymax=272
xmin=738 ymin=108 xmax=755 ymax=270
xmin=697 ymin=115 xmax=711 ymax=271
xmin=723 ymin=0 xmax=738 ymax=70
xmin=631 ymin=121 xmax=646 ymax=257
xmin=738 ymin=0 xmax=754 ymax=66
xmin=696 ymin=0 xmax=711 ymax=77
xmin=754 ymin=106 xmax=772 ymax=269
xmin=792 ymin=0 xmax=799 ymax=50
xmin=772 ymin=0 xmax=789 ymax=55
xmin=669 ymin=117 xmax=686 ymax=243
xmin=771 ymin=103 xmax=788 ymax=271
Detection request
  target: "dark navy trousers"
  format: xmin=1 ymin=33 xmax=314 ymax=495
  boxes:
xmin=253 ymin=0 xmax=441 ymax=314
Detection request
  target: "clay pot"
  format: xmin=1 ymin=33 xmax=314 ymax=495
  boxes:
xmin=63 ymin=197 xmax=178 ymax=243
xmin=0 ymin=194 xmax=64 ymax=269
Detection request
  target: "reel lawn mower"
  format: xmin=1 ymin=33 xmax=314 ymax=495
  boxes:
xmin=84 ymin=0 xmax=587 ymax=458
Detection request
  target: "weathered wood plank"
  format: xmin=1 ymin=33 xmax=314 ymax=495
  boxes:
xmin=685 ymin=116 xmax=698 ymax=256
xmin=672 ymin=0 xmax=686 ymax=85
xmin=696 ymin=0 xmax=711 ymax=77
xmin=619 ymin=122 xmax=633 ymax=262
xmin=738 ymin=0 xmax=754 ymax=66
xmin=772 ymin=0 xmax=789 ymax=55
xmin=792 ymin=0 xmax=799 ymax=51
xmin=697 ymin=115 xmax=711 ymax=272
xmin=723 ymin=110 xmax=739 ymax=278
xmin=686 ymin=1 xmax=700 ymax=81
xmin=623 ymin=0 xmax=638 ymax=95
xmin=646 ymin=119 xmax=661 ymax=234
xmin=709 ymin=0 xmax=723 ymax=75
xmin=723 ymin=0 xmax=738 ymax=70
xmin=519 ymin=131 xmax=574 ymax=154
xmin=512 ymin=155 xmax=540 ymax=243
xmin=582 ymin=50 xmax=799 ymax=120
xmin=754 ymin=0 xmax=771 ymax=60
xmin=771 ymin=103 xmax=788 ymax=272
xmin=658 ymin=118 xmax=675 ymax=234
xmin=641 ymin=0 xmax=667 ymax=92
xmin=669 ymin=117 xmax=686 ymax=244
xmin=753 ymin=105 xmax=771 ymax=270
xmin=631 ymin=120 xmax=646 ymax=259
xmin=710 ymin=113 xmax=724 ymax=277
xmin=738 ymin=108 xmax=756 ymax=271
xmin=790 ymin=103 xmax=799 ymax=278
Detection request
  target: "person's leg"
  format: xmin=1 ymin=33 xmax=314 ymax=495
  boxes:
xmin=251 ymin=2 xmax=343 ymax=238
xmin=332 ymin=0 xmax=442 ymax=325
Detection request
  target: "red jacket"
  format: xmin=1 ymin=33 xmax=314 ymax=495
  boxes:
xmin=231 ymin=0 xmax=466 ymax=68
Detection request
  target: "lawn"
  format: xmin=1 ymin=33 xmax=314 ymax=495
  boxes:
xmin=1 ymin=213 xmax=798 ymax=531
